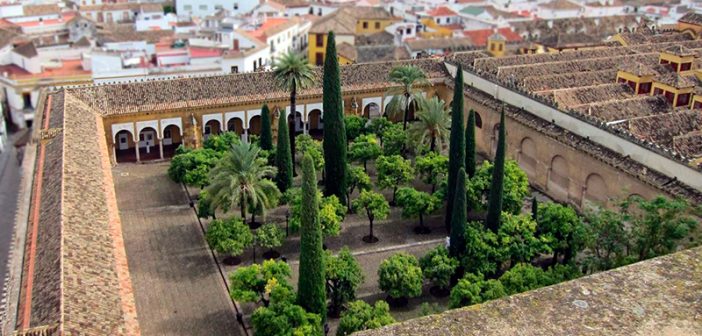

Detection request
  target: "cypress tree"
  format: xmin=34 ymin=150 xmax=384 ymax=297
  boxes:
xmin=449 ymin=168 xmax=467 ymax=258
xmin=465 ymin=109 xmax=476 ymax=178
xmin=445 ymin=64 xmax=465 ymax=232
xmin=531 ymin=197 xmax=538 ymax=221
xmin=297 ymin=153 xmax=327 ymax=321
xmin=276 ymin=110 xmax=293 ymax=193
xmin=322 ymin=31 xmax=348 ymax=204
xmin=260 ymin=103 xmax=273 ymax=150
xmin=486 ymin=108 xmax=506 ymax=232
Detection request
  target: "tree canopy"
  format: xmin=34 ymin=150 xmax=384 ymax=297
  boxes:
xmin=377 ymin=252 xmax=423 ymax=299
xmin=336 ymin=300 xmax=395 ymax=336
xmin=325 ymin=247 xmax=364 ymax=317
xmin=415 ymin=151 xmax=448 ymax=193
xmin=205 ymin=217 xmax=253 ymax=257
xmin=420 ymin=246 xmax=459 ymax=291
xmin=348 ymin=134 xmax=382 ymax=170
xmin=376 ymin=155 xmax=414 ymax=204
xmin=466 ymin=160 xmax=529 ymax=215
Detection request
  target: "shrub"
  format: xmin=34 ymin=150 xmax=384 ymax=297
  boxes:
xmin=419 ymin=246 xmax=458 ymax=290
xmin=378 ymin=253 xmax=423 ymax=299
xmin=336 ymin=300 xmax=395 ymax=336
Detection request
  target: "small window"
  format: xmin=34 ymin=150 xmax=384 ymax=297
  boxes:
xmin=231 ymin=66 xmax=238 ymax=73
xmin=363 ymin=21 xmax=368 ymax=29
xmin=316 ymin=34 xmax=323 ymax=47
xmin=164 ymin=129 xmax=171 ymax=138
xmin=215 ymin=4 xmax=222 ymax=10
xmin=120 ymin=137 xmax=126 ymax=143
xmin=375 ymin=22 xmax=380 ymax=29
xmin=199 ymin=4 xmax=207 ymax=10
xmin=498 ymin=44 xmax=503 ymax=51
xmin=139 ymin=134 xmax=145 ymax=141
xmin=184 ymin=5 xmax=192 ymax=10
xmin=406 ymin=28 xmax=411 ymax=34
xmin=234 ymin=2 xmax=239 ymax=10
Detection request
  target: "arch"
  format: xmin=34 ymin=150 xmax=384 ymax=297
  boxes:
xmin=584 ymin=173 xmax=607 ymax=205
xmin=491 ymin=123 xmax=501 ymax=155
xmin=288 ymin=111 xmax=304 ymax=134
xmin=518 ymin=137 xmax=537 ymax=176
xmin=204 ymin=119 xmax=221 ymax=138
xmin=474 ymin=111 xmax=483 ymax=128
xmin=363 ymin=102 xmax=381 ymax=119
xmin=308 ymin=109 xmax=323 ymax=136
xmin=114 ymin=129 xmax=135 ymax=163
xmin=138 ymin=126 xmax=160 ymax=161
xmin=547 ymin=155 xmax=569 ymax=200
xmin=162 ymin=124 xmax=182 ymax=158
xmin=136 ymin=120 xmax=159 ymax=139
xmin=248 ymin=115 xmax=262 ymax=135
xmin=227 ymin=117 xmax=244 ymax=135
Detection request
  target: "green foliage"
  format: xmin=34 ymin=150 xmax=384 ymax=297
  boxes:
xmin=498 ymin=263 xmax=552 ymax=295
xmin=255 ymin=223 xmax=285 ymax=251
xmin=348 ymin=134 xmax=382 ymax=169
xmin=205 ymin=217 xmax=253 ymax=257
xmin=466 ymin=160 xmax=529 ymax=215
xmin=276 ymin=111 xmax=294 ymax=193
xmin=168 ymin=148 xmax=220 ymax=187
xmin=287 ymin=188 xmax=345 ymax=238
xmin=296 ymin=134 xmax=324 ymax=172
xmin=252 ymin=283 xmax=322 ymax=336
xmin=410 ymin=96 xmax=450 ymax=152
xmin=465 ymin=109 xmax=476 ymax=178
xmin=415 ymin=151 xmax=448 ymax=193
xmin=352 ymin=190 xmax=390 ymax=226
xmin=376 ymin=155 xmax=414 ymax=203
xmin=377 ymin=253 xmax=423 ymax=299
xmin=583 ymin=207 xmax=630 ymax=271
xmin=419 ymin=302 xmax=443 ymax=317
xmin=537 ymin=202 xmax=587 ymax=264
xmin=419 ymin=246 xmax=458 ymax=290
xmin=396 ymin=187 xmax=440 ymax=228
xmin=462 ymin=223 xmax=502 ymax=276
xmin=197 ymin=190 xmax=215 ymax=219
xmin=486 ymin=108 xmax=506 ymax=232
xmin=203 ymin=131 xmax=241 ymax=152
xmin=499 ymin=212 xmax=550 ymax=266
xmin=229 ymin=259 xmax=292 ymax=303
xmin=325 ymin=247 xmax=364 ymax=316
xmin=260 ymin=104 xmax=273 ymax=151
xmin=624 ymin=196 xmax=697 ymax=261
xmin=322 ymin=31 xmax=348 ymax=204
xmin=345 ymin=115 xmax=367 ymax=142
xmin=319 ymin=195 xmax=345 ymax=238
xmin=446 ymin=64 xmax=466 ymax=231
xmin=273 ymin=51 xmax=315 ymax=93
xmin=380 ymin=123 xmax=408 ymax=156
xmin=346 ymin=165 xmax=372 ymax=209
xmin=449 ymin=168 xmax=467 ymax=258
xmin=336 ymin=300 xmax=395 ymax=336
xmin=449 ymin=273 xmax=507 ymax=309
xmin=205 ymin=142 xmax=279 ymax=219
xmin=367 ymin=117 xmax=392 ymax=140
xmin=386 ymin=65 xmax=429 ymax=130
xmin=297 ymin=154 xmax=327 ymax=319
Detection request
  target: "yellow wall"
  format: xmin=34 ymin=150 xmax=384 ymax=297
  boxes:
xmin=355 ymin=19 xmax=396 ymax=34
xmin=307 ymin=32 xmax=358 ymax=65
xmin=418 ymin=18 xmax=452 ymax=38
xmin=488 ymin=40 xmax=506 ymax=57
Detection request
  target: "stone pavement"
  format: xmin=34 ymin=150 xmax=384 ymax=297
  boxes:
xmin=113 ymin=163 xmax=242 ymax=336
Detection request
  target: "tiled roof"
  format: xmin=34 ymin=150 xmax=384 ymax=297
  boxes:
xmin=663 ymin=44 xmax=696 ymax=57
xmin=540 ymin=0 xmax=583 ymax=10
xmin=462 ymin=28 xmax=522 ymax=46
xmin=619 ymin=62 xmax=657 ymax=77
xmin=656 ymin=71 xmax=697 ymax=88
xmin=426 ymin=6 xmax=457 ymax=17
xmin=679 ymin=11 xmax=702 ymax=25
xmin=538 ymin=32 xmax=603 ymax=49
xmin=337 ymin=42 xmax=357 ymax=61
xmin=22 ymin=4 xmax=60 ymax=16
xmin=67 ymin=58 xmax=448 ymax=115
xmin=13 ymin=90 xmax=139 ymax=334
xmin=405 ymin=37 xmax=474 ymax=51
xmin=13 ymin=42 xmax=36 ymax=58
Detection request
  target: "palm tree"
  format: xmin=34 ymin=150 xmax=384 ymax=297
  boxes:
xmin=410 ymin=96 xmax=451 ymax=152
xmin=205 ymin=142 xmax=280 ymax=222
xmin=386 ymin=66 xmax=429 ymax=130
xmin=273 ymin=51 xmax=316 ymax=173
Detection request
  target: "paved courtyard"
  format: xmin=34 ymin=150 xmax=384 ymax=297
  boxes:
xmin=113 ymin=163 xmax=242 ymax=336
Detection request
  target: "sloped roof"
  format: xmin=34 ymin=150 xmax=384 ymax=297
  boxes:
xmin=405 ymin=37 xmax=474 ymax=51
xmin=426 ymin=6 xmax=457 ymax=16
xmin=679 ymin=11 xmax=702 ymax=25
xmin=337 ymin=42 xmax=357 ymax=61
xmin=540 ymin=0 xmax=583 ymax=10
xmin=13 ymin=41 xmax=37 ymax=58
xmin=663 ymin=44 xmax=696 ymax=57
xmin=538 ymin=32 xmax=603 ymax=49
xmin=22 ymin=4 xmax=60 ymax=16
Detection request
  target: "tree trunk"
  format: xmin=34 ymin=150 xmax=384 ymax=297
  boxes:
xmin=551 ymin=251 xmax=559 ymax=266
xmin=240 ymin=197 xmax=246 ymax=219
xmin=391 ymin=186 xmax=397 ymax=205
xmin=430 ymin=136 xmax=436 ymax=152
xmin=290 ymin=81 xmax=297 ymax=176
xmin=402 ymin=92 xmax=410 ymax=130
xmin=363 ymin=160 xmax=367 ymax=170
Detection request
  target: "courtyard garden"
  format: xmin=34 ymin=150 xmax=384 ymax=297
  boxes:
xmin=167 ymin=32 xmax=700 ymax=336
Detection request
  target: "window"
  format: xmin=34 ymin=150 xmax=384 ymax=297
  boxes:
xmin=309 ymin=7 xmax=314 ymax=14
xmin=653 ymin=88 xmax=663 ymax=95
xmin=406 ymin=28 xmax=411 ymax=35
xmin=233 ymin=3 xmax=238 ymax=10
xmin=375 ymin=22 xmax=380 ymax=29
xmin=498 ymin=44 xmax=503 ymax=51
xmin=253 ymin=61 xmax=257 ymax=71
xmin=677 ymin=93 xmax=691 ymax=107
xmin=120 ymin=137 xmax=126 ymax=144
xmin=681 ymin=62 xmax=692 ymax=71
xmin=215 ymin=4 xmax=222 ymax=10
xmin=231 ymin=66 xmax=238 ymax=73
xmin=694 ymin=101 xmax=702 ymax=109
xmin=363 ymin=21 xmax=368 ymax=29
xmin=139 ymin=133 xmax=145 ymax=141
xmin=316 ymin=34 xmax=323 ymax=47
xmin=184 ymin=5 xmax=192 ymax=10
xmin=22 ymin=93 xmax=31 ymax=109
xmin=664 ymin=91 xmax=674 ymax=104
xmin=669 ymin=62 xmax=678 ymax=72
xmin=660 ymin=59 xmax=669 ymax=64
xmin=164 ymin=129 xmax=171 ymax=139
xmin=259 ymin=58 xmax=262 ymax=67
xmin=490 ymin=43 xmax=495 ymax=51
xmin=315 ymin=52 xmax=323 ymax=66
xmin=199 ymin=4 xmax=207 ymax=10
xmin=638 ymin=82 xmax=651 ymax=94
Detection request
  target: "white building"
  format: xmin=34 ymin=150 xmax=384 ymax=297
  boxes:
xmin=176 ymin=0 xmax=258 ymax=19
xmin=135 ymin=12 xmax=177 ymax=31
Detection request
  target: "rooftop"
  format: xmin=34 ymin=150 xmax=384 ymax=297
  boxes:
xmin=359 ymin=245 xmax=702 ymax=336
